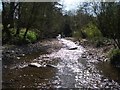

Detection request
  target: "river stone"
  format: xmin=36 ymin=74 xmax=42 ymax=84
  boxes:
xmin=68 ymin=47 xmax=77 ymax=50
xmin=89 ymin=53 xmax=92 ymax=55
xmin=17 ymin=57 xmax=20 ymax=59
xmin=28 ymin=63 xmax=42 ymax=68
xmin=46 ymin=64 xmax=56 ymax=68
xmin=28 ymin=63 xmax=56 ymax=68
xmin=81 ymin=53 xmax=87 ymax=58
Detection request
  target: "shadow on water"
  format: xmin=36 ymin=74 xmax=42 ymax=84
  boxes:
xmin=96 ymin=62 xmax=120 ymax=84
xmin=3 ymin=66 xmax=58 ymax=88
xmin=2 ymin=49 xmax=59 ymax=88
xmin=2 ymin=53 xmax=59 ymax=88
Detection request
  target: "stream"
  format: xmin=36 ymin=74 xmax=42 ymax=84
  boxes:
xmin=2 ymin=38 xmax=120 ymax=89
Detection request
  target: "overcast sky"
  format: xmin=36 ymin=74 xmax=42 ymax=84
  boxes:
xmin=59 ymin=0 xmax=82 ymax=11
xmin=0 ymin=0 xmax=81 ymax=11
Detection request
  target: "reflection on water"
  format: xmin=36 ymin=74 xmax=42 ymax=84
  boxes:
xmin=2 ymin=38 xmax=120 ymax=89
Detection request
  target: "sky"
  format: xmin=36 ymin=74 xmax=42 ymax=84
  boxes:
xmin=0 ymin=0 xmax=82 ymax=11
xmin=0 ymin=2 xmax=1 ymax=11
xmin=59 ymin=0 xmax=82 ymax=11
xmin=0 ymin=0 xmax=119 ymax=11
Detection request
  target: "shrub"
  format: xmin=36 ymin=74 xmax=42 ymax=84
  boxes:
xmin=8 ymin=28 xmax=38 ymax=44
xmin=26 ymin=31 xmax=37 ymax=43
xmin=73 ymin=23 xmax=102 ymax=41
xmin=82 ymin=22 xmax=102 ymax=39
xmin=109 ymin=49 xmax=120 ymax=68
xmin=18 ymin=29 xmax=38 ymax=43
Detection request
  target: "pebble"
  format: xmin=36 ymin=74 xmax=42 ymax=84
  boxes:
xmin=4 ymin=65 xmax=7 ymax=68
xmin=17 ymin=57 xmax=20 ymax=59
xmin=28 ymin=63 xmax=42 ymax=68
xmin=89 ymin=53 xmax=92 ymax=55
xmin=22 ymin=86 xmax=25 ymax=88
xmin=11 ymin=50 xmax=14 ymax=53
xmin=19 ymin=75 xmax=22 ymax=77
xmin=81 ymin=55 xmax=87 ymax=58
xmin=22 ymin=54 xmax=25 ymax=56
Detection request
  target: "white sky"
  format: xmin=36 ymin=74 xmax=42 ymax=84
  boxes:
xmin=58 ymin=0 xmax=117 ymax=11
xmin=59 ymin=0 xmax=82 ymax=11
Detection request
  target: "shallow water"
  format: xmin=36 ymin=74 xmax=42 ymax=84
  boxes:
xmin=2 ymin=38 xmax=120 ymax=89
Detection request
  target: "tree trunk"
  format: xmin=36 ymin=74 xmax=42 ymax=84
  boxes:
xmin=113 ymin=37 xmax=120 ymax=49
xmin=23 ymin=2 xmax=36 ymax=40
xmin=2 ymin=2 xmax=11 ymax=40
xmin=9 ymin=2 xmax=15 ymax=28
xmin=23 ymin=27 xmax=29 ymax=39
xmin=117 ymin=39 xmax=120 ymax=49
xmin=15 ymin=3 xmax=21 ymax=36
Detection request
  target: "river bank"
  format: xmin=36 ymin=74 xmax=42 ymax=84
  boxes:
xmin=66 ymin=37 xmax=114 ymax=62
xmin=2 ymin=39 xmax=63 ymax=66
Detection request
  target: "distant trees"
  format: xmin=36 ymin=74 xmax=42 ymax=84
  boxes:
xmin=78 ymin=1 xmax=120 ymax=49
xmin=68 ymin=8 xmax=93 ymax=38
xmin=94 ymin=2 xmax=120 ymax=49
xmin=62 ymin=15 xmax=72 ymax=37
xmin=3 ymin=1 xmax=120 ymax=49
xmin=2 ymin=1 xmax=96 ymax=45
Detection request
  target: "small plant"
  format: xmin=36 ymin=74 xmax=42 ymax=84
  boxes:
xmin=26 ymin=31 xmax=37 ymax=43
xmin=109 ymin=49 xmax=120 ymax=68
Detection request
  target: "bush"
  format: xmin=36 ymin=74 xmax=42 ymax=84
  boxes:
xmin=72 ymin=23 xmax=105 ymax=47
xmin=26 ymin=31 xmax=37 ymax=43
xmin=82 ymin=22 xmax=102 ymax=39
xmin=18 ymin=29 xmax=38 ymax=43
xmin=109 ymin=49 xmax=120 ymax=68
xmin=6 ymin=28 xmax=38 ymax=44
xmin=72 ymin=23 xmax=102 ymax=41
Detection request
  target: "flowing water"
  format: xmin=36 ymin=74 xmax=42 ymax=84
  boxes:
xmin=2 ymin=38 xmax=120 ymax=89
